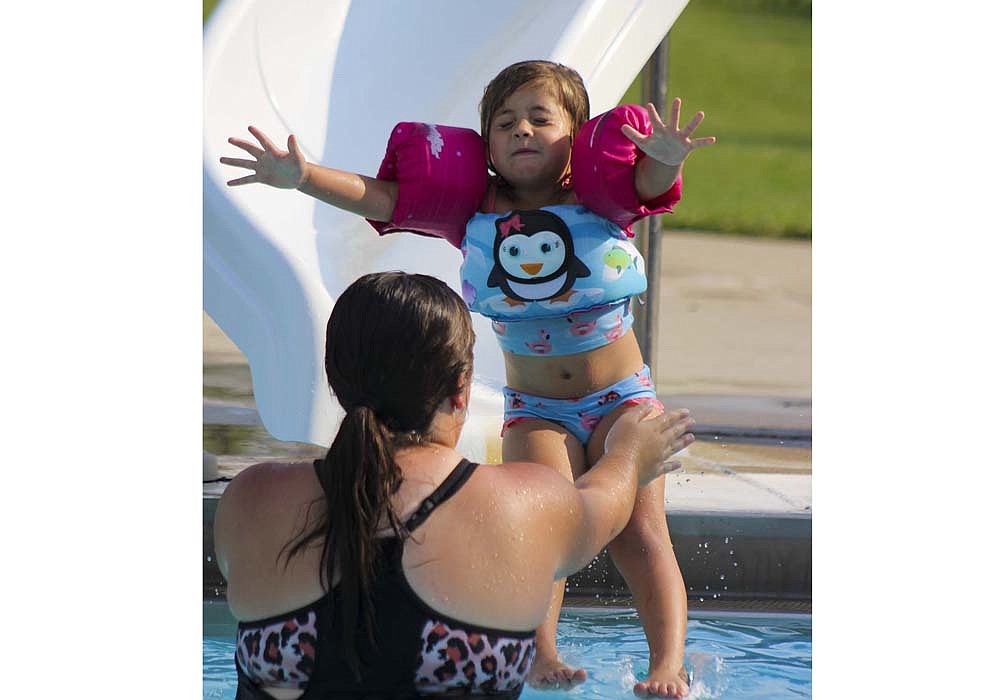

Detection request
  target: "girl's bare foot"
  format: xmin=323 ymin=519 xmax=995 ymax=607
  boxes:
xmin=527 ymin=653 xmax=588 ymax=690
xmin=633 ymin=664 xmax=689 ymax=698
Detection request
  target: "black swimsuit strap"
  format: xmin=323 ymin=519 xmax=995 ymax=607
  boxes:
xmin=311 ymin=457 xmax=479 ymax=533
xmin=404 ymin=458 xmax=478 ymax=532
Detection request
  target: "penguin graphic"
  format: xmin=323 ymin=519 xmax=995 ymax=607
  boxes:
xmin=487 ymin=210 xmax=590 ymax=303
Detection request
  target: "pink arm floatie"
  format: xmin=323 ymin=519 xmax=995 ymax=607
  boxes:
xmin=366 ymin=122 xmax=488 ymax=249
xmin=571 ymin=104 xmax=682 ymax=235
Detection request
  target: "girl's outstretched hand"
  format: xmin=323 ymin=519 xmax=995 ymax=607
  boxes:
xmin=221 ymin=126 xmax=308 ymax=189
xmin=622 ymin=99 xmax=716 ymax=167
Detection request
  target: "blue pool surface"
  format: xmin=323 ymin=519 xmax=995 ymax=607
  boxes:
xmin=204 ymin=603 xmax=810 ymax=699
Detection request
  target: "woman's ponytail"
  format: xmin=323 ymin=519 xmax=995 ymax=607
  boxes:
xmin=281 ymin=271 xmax=474 ymax=682
xmin=316 ymin=403 xmax=403 ymax=679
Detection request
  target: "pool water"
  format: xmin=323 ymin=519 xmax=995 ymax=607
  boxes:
xmin=204 ymin=604 xmax=810 ymax=699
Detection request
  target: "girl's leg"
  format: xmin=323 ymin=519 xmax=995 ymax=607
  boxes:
xmin=587 ymin=405 xmax=690 ymax=699
xmin=502 ymin=419 xmax=589 ymax=690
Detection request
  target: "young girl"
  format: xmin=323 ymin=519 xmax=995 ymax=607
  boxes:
xmin=222 ymin=61 xmax=714 ymax=698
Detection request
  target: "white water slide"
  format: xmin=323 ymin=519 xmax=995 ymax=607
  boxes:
xmin=204 ymin=0 xmax=688 ymax=456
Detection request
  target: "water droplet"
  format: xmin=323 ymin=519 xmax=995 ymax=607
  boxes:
xmin=207 ymin=555 xmax=213 ymax=562
xmin=719 ymin=574 xmax=725 ymax=580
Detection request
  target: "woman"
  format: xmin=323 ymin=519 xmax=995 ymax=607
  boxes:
xmin=214 ymin=271 xmax=696 ymax=699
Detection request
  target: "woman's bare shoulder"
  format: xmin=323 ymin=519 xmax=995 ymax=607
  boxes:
xmin=220 ymin=461 xmax=316 ymax=509
xmin=467 ymin=461 xmax=580 ymax=518
xmin=215 ymin=462 xmax=319 ymax=546
xmin=215 ymin=462 xmax=326 ymax=617
xmin=444 ymin=461 xmax=584 ymax=599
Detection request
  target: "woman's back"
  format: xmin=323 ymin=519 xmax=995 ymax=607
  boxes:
xmin=217 ymin=446 xmax=572 ymax=624
xmin=215 ymin=445 xmax=590 ymax=698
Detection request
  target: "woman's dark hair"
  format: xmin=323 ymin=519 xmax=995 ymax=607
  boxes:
xmin=283 ymin=271 xmax=474 ymax=679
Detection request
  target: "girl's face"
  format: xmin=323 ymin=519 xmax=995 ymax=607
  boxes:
xmin=488 ymin=82 xmax=573 ymax=191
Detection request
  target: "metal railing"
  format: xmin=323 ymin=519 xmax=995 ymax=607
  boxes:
xmin=633 ymin=36 xmax=670 ymax=375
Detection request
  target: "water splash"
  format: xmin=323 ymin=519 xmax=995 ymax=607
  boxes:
xmin=687 ymin=653 xmax=728 ymax=699
xmin=617 ymin=655 xmax=637 ymax=693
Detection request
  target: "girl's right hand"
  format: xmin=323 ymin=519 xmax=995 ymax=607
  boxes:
xmin=604 ymin=403 xmax=695 ymax=486
xmin=221 ymin=126 xmax=309 ymax=189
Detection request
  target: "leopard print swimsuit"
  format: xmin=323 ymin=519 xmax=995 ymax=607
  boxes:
xmin=234 ymin=459 xmax=535 ymax=699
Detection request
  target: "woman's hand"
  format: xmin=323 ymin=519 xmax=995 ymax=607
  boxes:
xmin=604 ymin=403 xmax=695 ymax=487
xmin=221 ymin=126 xmax=309 ymax=189
xmin=622 ymin=99 xmax=716 ymax=167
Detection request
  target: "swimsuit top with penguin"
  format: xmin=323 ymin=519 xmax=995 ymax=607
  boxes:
xmin=459 ymin=205 xmax=648 ymax=357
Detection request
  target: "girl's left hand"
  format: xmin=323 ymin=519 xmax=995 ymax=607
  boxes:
xmin=622 ymin=99 xmax=716 ymax=166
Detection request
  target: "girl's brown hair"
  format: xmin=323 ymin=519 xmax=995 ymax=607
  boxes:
xmin=283 ymin=271 xmax=474 ymax=680
xmin=479 ymin=60 xmax=590 ymax=172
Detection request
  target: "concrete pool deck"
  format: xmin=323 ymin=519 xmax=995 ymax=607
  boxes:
xmin=203 ymin=231 xmax=811 ymax=606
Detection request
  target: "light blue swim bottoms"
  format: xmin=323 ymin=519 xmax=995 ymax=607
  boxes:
xmin=501 ymin=365 xmax=662 ymax=445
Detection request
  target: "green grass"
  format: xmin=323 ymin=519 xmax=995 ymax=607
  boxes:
xmin=624 ymin=1 xmax=812 ymax=237
xmin=205 ymin=0 xmax=810 ymax=238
